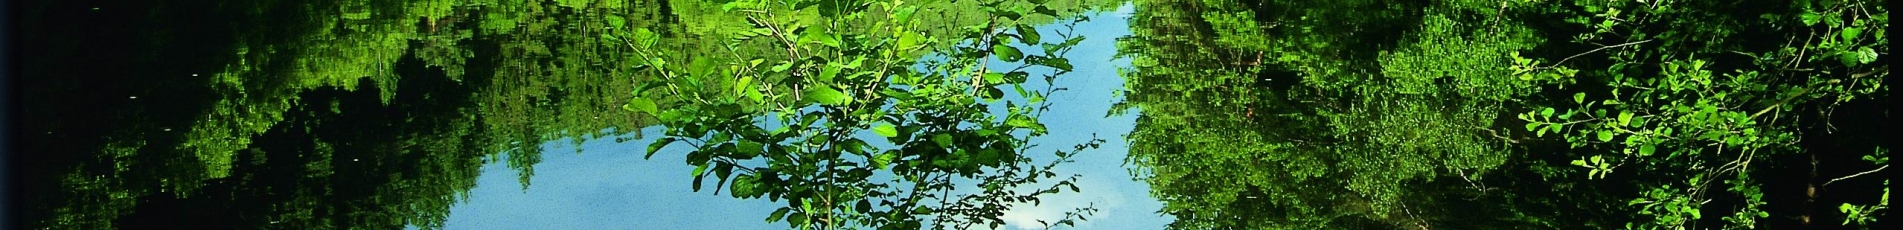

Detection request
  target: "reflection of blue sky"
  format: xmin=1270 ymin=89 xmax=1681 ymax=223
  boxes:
xmin=434 ymin=3 xmax=1164 ymax=229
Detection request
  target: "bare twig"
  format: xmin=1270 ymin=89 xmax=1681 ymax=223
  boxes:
xmin=1823 ymin=165 xmax=1887 ymax=187
xmin=1530 ymin=40 xmax=1654 ymax=71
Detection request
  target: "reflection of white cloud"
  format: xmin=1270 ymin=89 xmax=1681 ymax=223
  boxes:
xmin=999 ymin=177 xmax=1125 ymax=230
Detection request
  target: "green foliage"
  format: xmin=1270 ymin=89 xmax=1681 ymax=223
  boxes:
xmin=618 ymin=0 xmax=1113 ymax=229
xmin=1123 ymin=0 xmax=1888 ymax=229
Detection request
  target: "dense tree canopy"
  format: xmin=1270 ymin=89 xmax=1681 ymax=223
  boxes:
xmin=1119 ymin=0 xmax=1888 ymax=229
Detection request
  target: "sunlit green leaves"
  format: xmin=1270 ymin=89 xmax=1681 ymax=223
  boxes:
xmin=897 ymin=32 xmax=923 ymax=50
xmin=624 ymin=97 xmax=660 ymax=115
xmin=802 ymin=86 xmax=851 ymax=105
xmin=872 ymin=123 xmax=899 ymax=137
xmin=1801 ymin=11 xmax=1824 ymax=25
xmin=872 ymin=151 xmax=898 ymax=170
xmin=817 ymin=63 xmax=842 ymax=82
xmin=624 ymin=1 xmax=1106 ymax=229
xmin=631 ymin=28 xmax=659 ymax=49
xmin=893 ymin=6 xmax=919 ymax=24
xmin=1617 ymin=111 xmax=1634 ymax=127
xmin=800 ymin=29 xmax=842 ymax=48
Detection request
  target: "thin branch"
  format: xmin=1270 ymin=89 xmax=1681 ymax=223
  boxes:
xmin=1748 ymin=84 xmax=1812 ymax=121
xmin=1823 ymin=165 xmax=1887 ymax=187
xmin=1532 ymin=40 xmax=1654 ymax=71
xmin=1476 ymin=127 xmax=1521 ymax=144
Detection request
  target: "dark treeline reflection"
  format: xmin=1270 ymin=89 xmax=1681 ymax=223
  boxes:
xmin=23 ymin=0 xmax=657 ymax=228
xmin=19 ymin=0 xmax=1119 ymax=229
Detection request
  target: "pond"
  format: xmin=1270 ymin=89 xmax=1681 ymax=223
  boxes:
xmin=17 ymin=0 xmax=1891 ymax=229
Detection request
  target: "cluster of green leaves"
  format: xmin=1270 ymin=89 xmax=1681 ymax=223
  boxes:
xmin=1120 ymin=0 xmax=1887 ymax=229
xmin=1513 ymin=0 xmax=1888 ymax=228
xmin=616 ymin=0 xmax=1109 ymax=229
xmin=1120 ymin=0 xmax=1552 ymax=228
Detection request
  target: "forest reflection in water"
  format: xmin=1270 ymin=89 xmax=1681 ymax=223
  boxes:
xmin=19 ymin=0 xmax=1893 ymax=229
xmin=20 ymin=0 xmax=1124 ymax=229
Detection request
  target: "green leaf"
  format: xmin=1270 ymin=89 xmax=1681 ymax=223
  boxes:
xmin=872 ymin=123 xmax=899 ymax=137
xmin=932 ymin=133 xmax=954 ymax=148
xmin=1574 ymin=92 xmax=1587 ymax=104
xmin=766 ymin=207 xmax=791 ymax=222
xmin=873 ymin=151 xmax=898 ymax=170
xmin=803 ymin=29 xmax=841 ymax=48
xmin=996 ymin=10 xmax=1022 ymax=21
xmin=881 ymin=89 xmax=914 ymax=100
xmin=691 ymin=163 xmax=710 ymax=191
xmin=1541 ymin=108 xmax=1556 ymax=117
xmin=770 ymin=62 xmax=793 ymax=72
xmin=734 ymin=76 xmax=754 ymax=95
xmin=1639 ymin=144 xmax=1657 ymax=156
xmin=730 ymin=175 xmax=754 ymax=197
xmin=1006 ymin=116 xmax=1039 ymax=129
xmin=1840 ymin=50 xmax=1863 ymax=66
xmin=1034 ymin=5 xmax=1058 ymax=16
xmin=624 ymin=97 xmax=660 ymax=115
xmin=713 ymin=163 xmax=734 ymax=194
xmin=634 ymin=28 xmax=659 ymax=48
xmin=803 ymin=86 xmax=851 ymax=106
xmin=1042 ymin=57 xmax=1072 ymax=72
xmin=897 ymin=32 xmax=922 ymax=49
xmin=646 ymin=138 xmax=675 ymax=159
xmin=1842 ymin=27 xmax=1864 ymax=41
xmin=746 ymin=89 xmax=764 ymax=103
xmin=817 ymin=64 xmax=841 ymax=82
xmin=993 ymin=44 xmax=1023 ymax=62
xmin=1016 ymin=24 xmax=1041 ymax=45
xmin=894 ymin=6 xmax=919 ymax=24
xmin=1618 ymin=111 xmax=1635 ymax=127
xmin=607 ymin=16 xmax=626 ymax=29
xmin=1801 ymin=12 xmax=1822 ymax=26
xmin=736 ymin=140 xmax=764 ymax=158
xmin=1856 ymin=46 xmax=1878 ymax=64
xmin=1597 ymin=130 xmax=1615 ymax=142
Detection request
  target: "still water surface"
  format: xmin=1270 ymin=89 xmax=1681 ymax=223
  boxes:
xmin=433 ymin=6 xmax=1167 ymax=230
xmin=19 ymin=0 xmax=1155 ymax=229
